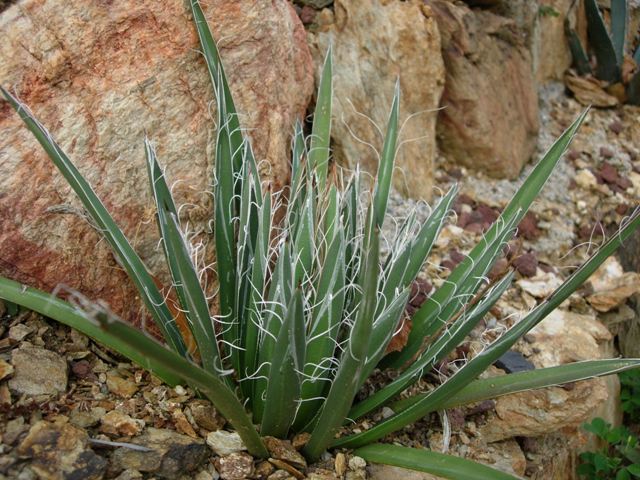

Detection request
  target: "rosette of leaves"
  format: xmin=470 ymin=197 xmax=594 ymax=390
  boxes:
xmin=566 ymin=0 xmax=640 ymax=104
xmin=1 ymin=2 xmax=640 ymax=478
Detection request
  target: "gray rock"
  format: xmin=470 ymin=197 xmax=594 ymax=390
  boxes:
xmin=111 ymin=427 xmax=209 ymax=479
xmin=9 ymin=347 xmax=67 ymax=396
xmin=4 ymin=416 xmax=26 ymax=445
xmin=494 ymin=350 xmax=536 ymax=373
xmin=206 ymin=430 xmax=246 ymax=456
xmin=17 ymin=420 xmax=107 ymax=480
xmin=8 ymin=323 xmax=34 ymax=341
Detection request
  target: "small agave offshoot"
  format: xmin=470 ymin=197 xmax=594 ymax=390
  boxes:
xmin=1 ymin=2 xmax=639 ymax=478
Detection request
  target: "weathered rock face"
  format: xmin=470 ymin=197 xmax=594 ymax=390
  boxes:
xmin=534 ymin=0 xmax=575 ymax=83
xmin=308 ymin=0 xmax=445 ymax=199
xmin=463 ymin=0 xmax=584 ymax=84
xmin=478 ymin=309 xmax=615 ymax=442
xmin=594 ymin=256 xmax=640 ymax=359
xmin=429 ymin=0 xmax=540 ymax=179
xmin=0 ymin=0 xmax=314 ymax=327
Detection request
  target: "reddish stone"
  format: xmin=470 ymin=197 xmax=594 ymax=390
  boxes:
xmin=616 ymin=175 xmax=632 ymax=190
xmin=616 ymin=204 xmax=629 ymax=215
xmin=448 ymin=167 xmax=464 ymax=180
xmin=488 ymin=257 xmax=510 ymax=281
xmin=465 ymin=222 xmax=485 ymax=234
xmin=449 ymin=249 xmax=466 ymax=265
xmin=408 ymin=277 xmax=433 ymax=312
xmin=599 ymin=146 xmax=615 ymax=159
xmin=299 ymin=5 xmax=317 ymax=25
xmin=441 ymin=259 xmax=457 ymax=271
xmin=578 ymin=223 xmax=605 ymax=240
xmin=71 ymin=360 xmax=93 ymax=380
xmin=599 ymin=162 xmax=620 ymax=184
xmin=517 ymin=211 xmax=542 ymax=240
xmin=476 ymin=203 xmax=500 ymax=226
xmin=513 ymin=252 xmax=538 ymax=277
xmin=457 ymin=211 xmax=471 ymax=228
xmin=538 ymin=263 xmax=556 ymax=273
xmin=466 ymin=399 xmax=495 ymax=416
xmin=609 ymin=120 xmax=623 ymax=134
xmin=566 ymin=149 xmax=580 ymax=161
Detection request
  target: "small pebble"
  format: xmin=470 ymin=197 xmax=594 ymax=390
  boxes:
xmin=600 ymin=146 xmax=614 ymax=159
xmin=609 ymin=120 xmax=623 ymax=134
xmin=348 ymin=456 xmax=366 ymax=470
xmin=335 ymin=452 xmax=347 ymax=477
xmin=494 ymin=350 xmax=535 ymax=373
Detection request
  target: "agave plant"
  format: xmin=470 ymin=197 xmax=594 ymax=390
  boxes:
xmin=567 ymin=0 xmax=640 ymax=104
xmin=1 ymin=2 xmax=640 ymax=478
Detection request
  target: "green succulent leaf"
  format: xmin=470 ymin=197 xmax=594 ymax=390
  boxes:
xmin=360 ymin=287 xmax=411 ymax=384
xmin=190 ymin=0 xmax=243 ymax=169
xmin=304 ymin=211 xmax=380 ymax=461
xmin=584 ymin=0 xmax=621 ymax=82
xmin=288 ymin=120 xmax=309 ymax=229
xmin=392 ymin=358 xmax=640 ymax=413
xmin=235 ymin=159 xmax=257 ymax=378
xmin=355 ymin=444 xmax=521 ymax=480
xmin=350 ymin=270 xmax=514 ymax=421
xmin=145 ymin=140 xmax=223 ymax=377
xmin=388 ymin=109 xmax=588 ymax=369
xmin=566 ymin=25 xmax=593 ymax=76
xmin=373 ymin=80 xmax=400 ymax=229
xmin=192 ymin=0 xmax=252 ymax=374
xmin=240 ymin=193 xmax=272 ymax=399
xmin=294 ymin=223 xmax=347 ymax=430
xmin=309 ymin=46 xmax=333 ymax=191
xmin=611 ymin=0 xmax=627 ymax=67
xmin=253 ymin=242 xmax=294 ymax=423
xmin=261 ymin=289 xmax=306 ymax=438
